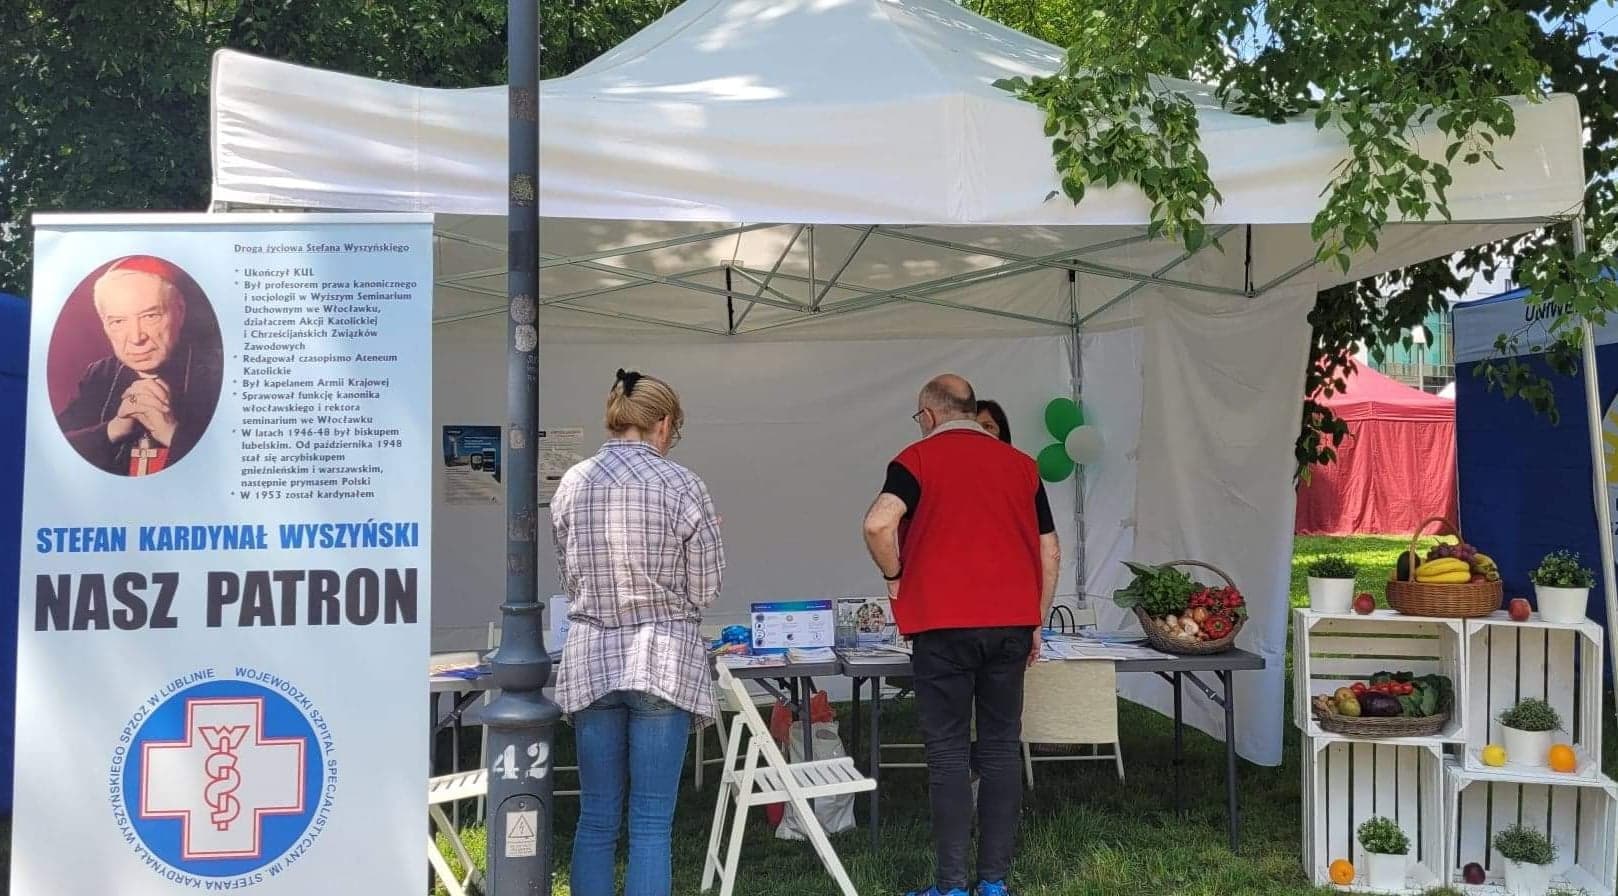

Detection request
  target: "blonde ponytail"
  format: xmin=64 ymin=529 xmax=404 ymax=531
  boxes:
xmin=606 ymin=369 xmax=684 ymax=437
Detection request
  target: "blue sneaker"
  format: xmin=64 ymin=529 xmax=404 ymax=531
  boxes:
xmin=975 ymin=881 xmax=1014 ymax=896
xmin=903 ymin=888 xmax=969 ymax=896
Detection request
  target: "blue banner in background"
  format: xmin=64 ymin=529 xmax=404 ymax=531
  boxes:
xmin=0 ymin=292 xmax=27 ymax=814
xmin=1454 ymin=281 xmax=1615 ymax=677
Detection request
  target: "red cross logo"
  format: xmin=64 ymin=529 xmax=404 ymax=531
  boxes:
xmin=141 ymin=697 xmax=305 ymax=860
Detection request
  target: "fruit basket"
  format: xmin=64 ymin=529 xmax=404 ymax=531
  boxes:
xmin=1310 ymin=672 xmax=1454 ymax=738
xmin=1117 ymin=560 xmax=1245 ymax=655
xmin=1386 ymin=516 xmax=1502 ymax=618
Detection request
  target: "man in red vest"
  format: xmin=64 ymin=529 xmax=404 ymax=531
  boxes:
xmin=862 ymin=374 xmax=1060 ymax=896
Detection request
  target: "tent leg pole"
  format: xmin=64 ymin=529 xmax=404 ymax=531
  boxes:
xmin=1572 ymin=217 xmax=1618 ymax=705
xmin=1069 ymin=271 xmax=1086 ymax=609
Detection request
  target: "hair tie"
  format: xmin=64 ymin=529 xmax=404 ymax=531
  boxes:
xmin=616 ymin=368 xmax=643 ymax=395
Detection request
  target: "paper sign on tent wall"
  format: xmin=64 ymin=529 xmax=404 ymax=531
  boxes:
xmin=11 ymin=212 xmax=434 ymax=896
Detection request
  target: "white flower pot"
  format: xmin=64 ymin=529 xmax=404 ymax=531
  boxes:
xmin=1502 ymin=724 xmax=1553 ymax=768
xmin=1364 ymin=852 xmax=1406 ymax=891
xmin=1308 ymin=577 xmax=1355 ymax=613
xmin=1534 ymin=585 xmax=1590 ymax=624
xmin=1502 ymin=859 xmax=1553 ymax=896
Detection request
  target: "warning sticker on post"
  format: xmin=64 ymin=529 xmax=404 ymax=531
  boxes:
xmin=506 ymin=810 xmax=539 ymax=858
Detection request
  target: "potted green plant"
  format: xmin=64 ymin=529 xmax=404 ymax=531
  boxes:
xmin=1530 ymin=550 xmax=1594 ymax=624
xmin=1493 ymin=823 xmax=1557 ymax=896
xmin=1306 ymin=555 xmax=1358 ymax=613
xmin=1356 ymin=816 xmax=1409 ymax=890
xmin=1498 ymin=698 xmax=1561 ymax=768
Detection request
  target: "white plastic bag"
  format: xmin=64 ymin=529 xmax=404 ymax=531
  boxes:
xmin=775 ymin=721 xmax=856 ymax=839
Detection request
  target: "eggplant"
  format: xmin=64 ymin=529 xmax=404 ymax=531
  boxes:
xmin=1359 ymin=693 xmax=1403 ymax=717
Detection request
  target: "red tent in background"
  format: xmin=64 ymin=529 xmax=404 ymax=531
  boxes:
xmin=1295 ymin=365 xmax=1457 ymax=536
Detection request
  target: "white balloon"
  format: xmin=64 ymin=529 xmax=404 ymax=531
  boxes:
xmin=1064 ymin=425 xmax=1103 ymax=465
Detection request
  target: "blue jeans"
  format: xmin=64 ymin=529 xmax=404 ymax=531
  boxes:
xmin=569 ymin=690 xmax=692 ymax=896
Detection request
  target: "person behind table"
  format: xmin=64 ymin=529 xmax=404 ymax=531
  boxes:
xmin=552 ymin=369 xmax=724 ymax=896
xmin=55 ymin=256 xmax=222 ymax=476
xmin=863 ymin=374 xmax=1059 ymax=896
xmin=976 ymin=399 xmax=1012 ymax=444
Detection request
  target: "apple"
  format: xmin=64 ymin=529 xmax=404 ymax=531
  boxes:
xmin=1463 ymin=862 xmax=1486 ymax=885
xmin=1353 ymin=593 xmax=1376 ymax=615
xmin=1508 ymin=598 xmax=1532 ymax=622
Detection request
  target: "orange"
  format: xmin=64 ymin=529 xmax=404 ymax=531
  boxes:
xmin=1329 ymin=858 xmax=1355 ymax=885
xmin=1548 ymin=743 xmax=1578 ymax=773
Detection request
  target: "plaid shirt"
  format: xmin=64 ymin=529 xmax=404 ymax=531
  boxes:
xmin=552 ymin=439 xmax=725 ymax=724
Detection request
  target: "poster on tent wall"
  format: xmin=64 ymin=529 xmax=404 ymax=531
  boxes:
xmin=12 ymin=213 xmax=434 ymax=895
xmin=442 ymin=424 xmax=502 ymax=506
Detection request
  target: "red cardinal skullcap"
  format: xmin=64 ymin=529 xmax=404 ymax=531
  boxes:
xmin=100 ymin=255 xmax=185 ymax=286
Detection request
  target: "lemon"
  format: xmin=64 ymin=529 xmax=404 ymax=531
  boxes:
xmin=1482 ymin=744 xmax=1508 ymax=767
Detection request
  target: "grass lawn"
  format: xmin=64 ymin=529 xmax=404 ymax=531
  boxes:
xmin=425 ymin=535 xmax=1616 ymax=896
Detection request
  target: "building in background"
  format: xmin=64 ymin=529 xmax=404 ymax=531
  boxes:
xmin=1370 ymin=274 xmax=1515 ymax=394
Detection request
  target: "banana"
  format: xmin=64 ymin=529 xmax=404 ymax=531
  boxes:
xmin=1416 ymin=558 xmax=1470 ymax=578
xmin=1416 ymin=570 xmax=1473 ymax=584
xmin=1470 ymin=553 xmax=1502 ymax=582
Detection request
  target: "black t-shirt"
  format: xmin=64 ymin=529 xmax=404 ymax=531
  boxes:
xmin=883 ymin=461 xmax=1055 ymax=534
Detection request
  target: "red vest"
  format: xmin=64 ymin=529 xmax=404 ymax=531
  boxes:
xmin=891 ymin=428 xmax=1043 ymax=635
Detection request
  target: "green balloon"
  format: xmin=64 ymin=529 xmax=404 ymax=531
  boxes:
xmin=1044 ymin=398 xmax=1083 ymax=439
xmin=1037 ymin=443 xmax=1075 ymax=482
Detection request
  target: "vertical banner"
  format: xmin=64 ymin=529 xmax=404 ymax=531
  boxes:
xmin=13 ymin=213 xmax=434 ymax=894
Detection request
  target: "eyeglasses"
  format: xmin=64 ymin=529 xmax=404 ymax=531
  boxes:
xmin=911 ymin=409 xmax=930 ymax=427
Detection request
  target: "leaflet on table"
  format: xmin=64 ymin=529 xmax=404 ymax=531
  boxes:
xmin=785 ymin=646 xmax=837 ymax=664
xmin=749 ymin=600 xmax=834 ymax=653
xmin=838 ymin=645 xmax=912 ymax=664
xmin=1040 ymin=634 xmax=1172 ymax=661
xmin=718 ymin=654 xmax=788 ymax=669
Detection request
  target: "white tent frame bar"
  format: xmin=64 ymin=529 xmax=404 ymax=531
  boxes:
xmin=734 ymin=266 xmax=1074 ymax=329
xmin=863 ymin=227 xmax=1252 ymax=298
xmin=1572 ymin=218 xmax=1618 ymax=708
xmin=813 ymin=225 xmax=877 ymax=312
xmin=733 ymin=224 xmax=808 ymax=332
xmin=538 ymin=223 xmax=778 ymax=269
xmin=1077 ymin=225 xmax=1241 ymax=327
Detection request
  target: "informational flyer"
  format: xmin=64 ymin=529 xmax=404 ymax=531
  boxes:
xmin=538 ymin=426 xmax=584 ymax=504
xmin=750 ymin=600 xmax=835 ymax=653
xmin=13 ymin=213 xmax=434 ymax=895
xmin=442 ymin=424 xmax=502 ymax=506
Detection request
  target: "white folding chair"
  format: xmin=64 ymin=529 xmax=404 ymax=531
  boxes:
xmin=1020 ymin=658 xmax=1124 ymax=786
xmin=427 ymin=768 xmax=488 ymax=896
xmin=702 ymin=665 xmax=874 ymax=896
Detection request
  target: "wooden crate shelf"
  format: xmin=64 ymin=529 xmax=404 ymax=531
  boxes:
xmin=1303 ymin=739 xmax=1447 ymax=893
xmin=1444 ymin=761 xmax=1618 ymax=896
xmin=1462 ymin=613 xmax=1604 ymax=780
xmin=1293 ymin=609 xmax=1466 ymax=745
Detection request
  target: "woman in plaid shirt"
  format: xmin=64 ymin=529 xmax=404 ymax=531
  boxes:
xmin=552 ymin=369 xmax=724 ymax=896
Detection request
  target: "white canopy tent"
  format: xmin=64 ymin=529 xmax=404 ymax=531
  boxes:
xmin=208 ymin=0 xmax=1586 ymax=765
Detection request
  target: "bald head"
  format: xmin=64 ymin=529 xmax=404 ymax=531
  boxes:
xmin=919 ymin=374 xmax=976 ymax=421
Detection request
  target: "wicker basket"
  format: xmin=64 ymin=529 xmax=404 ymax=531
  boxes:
xmin=1133 ymin=560 xmax=1245 ymax=655
xmin=1311 ymin=694 xmax=1452 ymax=738
xmin=1385 ymin=516 xmax=1502 ymax=618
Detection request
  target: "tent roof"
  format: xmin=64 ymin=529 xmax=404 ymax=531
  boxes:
xmin=208 ymin=0 xmax=1587 ymax=339
xmin=1324 ymin=364 xmax=1455 ymax=422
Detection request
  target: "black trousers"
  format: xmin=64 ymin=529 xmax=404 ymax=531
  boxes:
xmin=910 ymin=626 xmax=1032 ymax=890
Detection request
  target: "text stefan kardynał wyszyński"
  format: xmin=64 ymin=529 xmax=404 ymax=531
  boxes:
xmin=31 ymin=521 xmax=422 ymax=632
